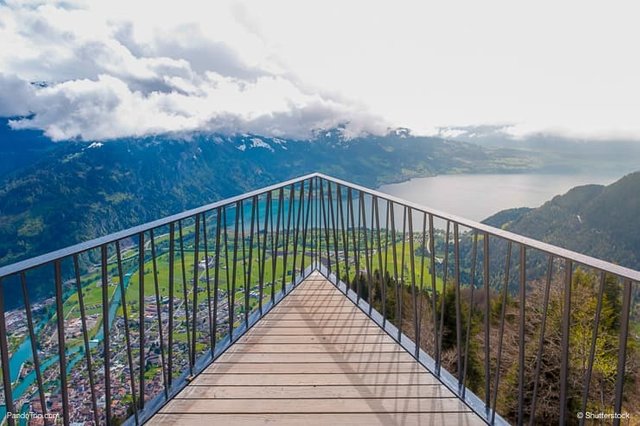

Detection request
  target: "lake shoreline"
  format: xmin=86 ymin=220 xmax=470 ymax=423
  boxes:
xmin=377 ymin=171 xmax=627 ymax=223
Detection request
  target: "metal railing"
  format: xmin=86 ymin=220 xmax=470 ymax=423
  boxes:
xmin=0 ymin=172 xmax=638 ymax=425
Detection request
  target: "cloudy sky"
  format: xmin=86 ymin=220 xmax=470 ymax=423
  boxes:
xmin=0 ymin=0 xmax=639 ymax=141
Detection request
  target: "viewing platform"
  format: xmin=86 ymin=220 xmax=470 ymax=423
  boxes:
xmin=150 ymin=272 xmax=483 ymax=425
xmin=0 ymin=173 xmax=637 ymax=425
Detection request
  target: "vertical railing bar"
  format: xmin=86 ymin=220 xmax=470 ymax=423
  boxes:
xmin=202 ymin=214 xmax=215 ymax=356
xmin=517 ymin=245 xmax=526 ymax=425
xmin=222 ymin=207 xmax=232 ymax=333
xmin=259 ymin=193 xmax=271 ymax=314
xmin=292 ymin=181 xmax=305 ymax=280
xmin=360 ymin=192 xmax=372 ymax=306
xmin=390 ymin=202 xmax=401 ymax=340
xmin=149 ymin=229 xmax=168 ymax=398
xmin=382 ymin=200 xmax=391 ymax=327
xmin=368 ymin=194 xmax=376 ymax=301
xmin=178 ymin=222 xmax=192 ymax=377
xmin=355 ymin=191 xmax=363 ymax=300
xmin=408 ymin=208 xmax=419 ymax=358
xmin=491 ymin=240 xmax=512 ymax=425
xmin=327 ymin=182 xmax=341 ymax=284
xmin=167 ymin=223 xmax=175 ymax=388
xmin=230 ymin=203 xmax=240 ymax=339
xmin=337 ymin=185 xmax=350 ymax=289
xmin=191 ymin=215 xmax=201 ymax=364
xmin=559 ymin=259 xmax=573 ymax=424
xmin=418 ymin=214 xmax=427 ymax=349
xmin=398 ymin=205 xmax=407 ymax=342
xmin=271 ymin=189 xmax=283 ymax=303
xmin=212 ymin=209 xmax=222 ymax=353
xmin=429 ymin=214 xmax=438 ymax=366
xmin=454 ymin=223 xmax=462 ymax=383
xmin=138 ymin=232 xmax=146 ymax=407
xmin=319 ymin=180 xmax=332 ymax=276
xmin=281 ymin=185 xmax=295 ymax=295
xmin=0 ymin=277 xmax=16 ymax=426
xmin=436 ymin=221 xmax=451 ymax=375
xmin=613 ymin=279 xmax=633 ymax=426
xmin=347 ymin=188 xmax=359 ymax=297
xmin=483 ymin=232 xmax=491 ymax=411
xmin=462 ymin=231 xmax=478 ymax=398
xmin=245 ymin=198 xmax=256 ymax=328
xmin=254 ymin=197 xmax=263 ymax=302
xmin=115 ymin=242 xmax=139 ymax=424
xmin=578 ymin=270 xmax=606 ymax=426
xmin=99 ymin=248 xmax=110 ymax=425
xmin=530 ymin=255 xmax=554 ymax=425
xmin=373 ymin=197 xmax=384 ymax=318
xmin=239 ymin=200 xmax=248 ymax=329
xmin=301 ymin=179 xmax=313 ymax=274
xmin=316 ymin=177 xmax=320 ymax=269
xmin=21 ymin=271 xmax=52 ymax=424
xmin=314 ymin=179 xmax=320 ymax=270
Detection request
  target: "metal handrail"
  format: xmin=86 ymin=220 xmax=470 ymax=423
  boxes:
xmin=0 ymin=173 xmax=637 ymax=426
xmin=3 ymin=171 xmax=638 ymax=283
xmin=0 ymin=173 xmax=318 ymax=278
xmin=317 ymin=173 xmax=640 ymax=283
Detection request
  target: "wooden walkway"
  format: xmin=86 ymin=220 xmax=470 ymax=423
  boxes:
xmin=149 ymin=272 xmax=484 ymax=425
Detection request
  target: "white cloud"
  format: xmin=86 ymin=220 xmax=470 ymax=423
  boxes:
xmin=0 ymin=0 xmax=387 ymax=140
xmin=1 ymin=0 xmax=640 ymax=141
xmin=0 ymin=74 xmax=35 ymax=116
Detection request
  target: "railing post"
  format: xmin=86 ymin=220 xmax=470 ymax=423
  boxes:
xmin=518 ymin=245 xmax=526 ymax=425
xmin=115 ymin=242 xmax=139 ymax=424
xmin=483 ymin=232 xmax=491 ymax=413
xmin=613 ymin=279 xmax=633 ymax=426
xmin=100 ymin=247 xmax=110 ymax=425
xmin=0 ymin=277 xmax=16 ymax=426
xmin=168 ymin=223 xmax=175 ymax=387
xmin=21 ymin=271 xmax=52 ymax=424
xmin=559 ymin=259 xmax=572 ymax=425
xmin=138 ymin=231 xmax=146 ymax=409
xmin=56 ymin=261 xmax=70 ymax=424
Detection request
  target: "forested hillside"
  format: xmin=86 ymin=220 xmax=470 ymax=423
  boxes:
xmin=484 ymin=171 xmax=640 ymax=270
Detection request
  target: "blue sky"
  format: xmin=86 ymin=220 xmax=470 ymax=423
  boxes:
xmin=1 ymin=0 xmax=639 ymax=141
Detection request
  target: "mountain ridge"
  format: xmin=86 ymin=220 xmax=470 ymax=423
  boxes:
xmin=0 ymin=127 xmax=535 ymax=267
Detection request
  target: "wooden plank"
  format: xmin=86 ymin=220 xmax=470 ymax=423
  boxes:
xmin=275 ymin=303 xmax=358 ymax=310
xmin=160 ymin=397 xmax=470 ymax=414
xmin=260 ymin=309 xmax=371 ymax=318
xmin=174 ymin=383 xmax=453 ymax=399
xmin=190 ymin=372 xmax=439 ymax=386
xmin=263 ymin=312 xmax=365 ymax=319
xmin=277 ymin=299 xmax=352 ymax=305
xmin=269 ymin=306 xmax=361 ymax=313
xmin=150 ymin=413 xmax=485 ymax=426
xmin=238 ymin=334 xmax=393 ymax=345
xmin=225 ymin=342 xmax=404 ymax=353
xmin=202 ymin=362 xmax=428 ymax=375
xmin=158 ymin=398 xmax=470 ymax=414
xmin=214 ymin=351 xmax=417 ymax=364
xmin=254 ymin=318 xmax=380 ymax=331
xmin=281 ymin=294 xmax=341 ymax=298
xmin=246 ymin=327 xmax=384 ymax=335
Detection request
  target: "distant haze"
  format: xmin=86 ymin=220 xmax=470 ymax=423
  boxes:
xmin=1 ymin=0 xmax=639 ymax=142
